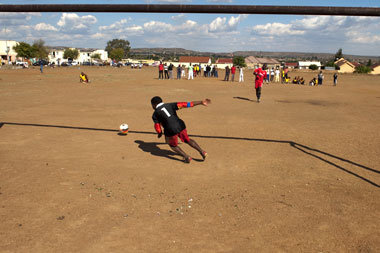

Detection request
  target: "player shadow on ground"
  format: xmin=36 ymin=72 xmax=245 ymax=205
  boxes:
xmin=233 ymin=96 xmax=254 ymax=102
xmin=135 ymin=140 xmax=204 ymax=163
xmin=1 ymin=121 xmax=379 ymax=188
xmin=134 ymin=140 xmax=183 ymax=162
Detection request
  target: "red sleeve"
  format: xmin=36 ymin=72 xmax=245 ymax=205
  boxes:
xmin=154 ymin=123 xmax=162 ymax=134
xmin=177 ymin=102 xmax=194 ymax=109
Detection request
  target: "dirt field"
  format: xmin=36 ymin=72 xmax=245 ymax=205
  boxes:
xmin=0 ymin=66 xmax=379 ymax=252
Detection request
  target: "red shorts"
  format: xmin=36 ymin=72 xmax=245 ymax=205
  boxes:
xmin=166 ymin=129 xmax=190 ymax=147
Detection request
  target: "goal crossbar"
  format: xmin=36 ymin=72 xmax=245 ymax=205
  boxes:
xmin=0 ymin=4 xmax=379 ymax=16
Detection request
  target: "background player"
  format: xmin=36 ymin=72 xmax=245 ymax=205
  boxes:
xmin=151 ymin=96 xmax=211 ymax=163
xmin=79 ymin=72 xmax=90 ymax=83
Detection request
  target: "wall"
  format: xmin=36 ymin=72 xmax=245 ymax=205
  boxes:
xmin=338 ymin=64 xmax=355 ymax=73
xmin=0 ymin=40 xmax=18 ymax=64
xmin=370 ymin=66 xmax=380 ymax=75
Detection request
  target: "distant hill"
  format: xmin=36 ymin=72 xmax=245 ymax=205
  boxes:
xmin=130 ymin=47 xmax=380 ymax=63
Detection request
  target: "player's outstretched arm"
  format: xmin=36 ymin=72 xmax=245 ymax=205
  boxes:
xmin=177 ymin=99 xmax=211 ymax=109
xmin=190 ymin=99 xmax=212 ymax=106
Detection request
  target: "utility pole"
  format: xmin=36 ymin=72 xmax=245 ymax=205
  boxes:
xmin=5 ymin=40 xmax=10 ymax=65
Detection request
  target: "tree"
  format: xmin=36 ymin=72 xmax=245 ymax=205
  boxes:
xmin=325 ymin=60 xmax=335 ymax=67
xmin=109 ymin=48 xmax=125 ymax=62
xmin=105 ymin=39 xmax=130 ymax=58
xmin=13 ymin=42 xmax=35 ymax=59
xmin=354 ymin=65 xmax=372 ymax=74
xmin=63 ymin=48 xmax=79 ymax=60
xmin=32 ymin=39 xmax=48 ymax=59
xmin=233 ymin=56 xmax=246 ymax=67
xmin=91 ymin=53 xmax=101 ymax=60
xmin=309 ymin=64 xmax=319 ymax=70
xmin=335 ymin=48 xmax=343 ymax=60
xmin=366 ymin=59 xmax=372 ymax=67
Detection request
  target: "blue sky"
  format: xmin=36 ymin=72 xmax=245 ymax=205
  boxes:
xmin=1 ymin=0 xmax=380 ymax=55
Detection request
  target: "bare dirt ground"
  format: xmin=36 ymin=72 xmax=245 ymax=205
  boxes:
xmin=0 ymin=66 xmax=379 ymax=252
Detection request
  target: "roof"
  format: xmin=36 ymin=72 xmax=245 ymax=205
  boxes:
xmin=216 ymin=58 xmax=233 ymax=64
xmin=77 ymin=48 xmax=97 ymax=53
xmin=336 ymin=61 xmax=346 ymax=67
xmin=372 ymin=63 xmax=380 ymax=69
xmin=285 ymin=62 xmax=298 ymax=67
xmin=179 ymin=56 xmax=210 ymax=63
xmin=335 ymin=58 xmax=356 ymax=68
xmin=352 ymin=62 xmax=360 ymax=67
xmin=245 ymin=56 xmax=280 ymax=65
xmin=334 ymin=58 xmax=346 ymax=64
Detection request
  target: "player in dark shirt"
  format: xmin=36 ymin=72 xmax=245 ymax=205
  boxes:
xmin=151 ymin=96 xmax=211 ymax=163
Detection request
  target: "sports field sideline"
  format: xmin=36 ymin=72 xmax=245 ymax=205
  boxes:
xmin=0 ymin=66 xmax=379 ymax=252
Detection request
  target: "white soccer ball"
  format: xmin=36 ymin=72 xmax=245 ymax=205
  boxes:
xmin=119 ymin=123 xmax=129 ymax=134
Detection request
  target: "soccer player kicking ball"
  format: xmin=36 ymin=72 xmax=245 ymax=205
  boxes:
xmin=151 ymin=96 xmax=210 ymax=163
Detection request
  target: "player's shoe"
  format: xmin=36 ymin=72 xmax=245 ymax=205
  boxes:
xmin=184 ymin=156 xmax=192 ymax=163
xmin=200 ymin=151 xmax=208 ymax=161
xmin=257 ymin=98 xmax=260 ymax=103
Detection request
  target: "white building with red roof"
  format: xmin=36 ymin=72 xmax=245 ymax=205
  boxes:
xmin=216 ymin=58 xmax=233 ymax=69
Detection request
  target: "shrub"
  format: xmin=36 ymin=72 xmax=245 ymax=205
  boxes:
xmin=309 ymin=64 xmax=319 ymax=70
xmin=354 ymin=65 xmax=372 ymax=74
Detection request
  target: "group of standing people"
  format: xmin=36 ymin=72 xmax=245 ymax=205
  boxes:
xmin=158 ymin=63 xmax=175 ymax=80
xmin=223 ymin=65 xmax=245 ymax=82
xmin=158 ymin=62 xmax=221 ymax=80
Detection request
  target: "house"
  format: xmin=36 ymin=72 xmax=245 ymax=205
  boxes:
xmin=178 ymin=56 xmax=211 ymax=68
xmin=371 ymin=63 xmax=380 ymax=75
xmin=334 ymin=58 xmax=356 ymax=73
xmin=215 ymin=58 xmax=233 ymax=69
xmin=245 ymin=56 xmax=280 ymax=69
xmin=298 ymin=61 xmax=321 ymax=70
xmin=48 ymin=47 xmax=66 ymax=64
xmin=77 ymin=49 xmax=108 ymax=63
xmin=49 ymin=47 xmax=108 ymax=64
xmin=0 ymin=40 xmax=18 ymax=64
xmin=78 ymin=49 xmax=95 ymax=63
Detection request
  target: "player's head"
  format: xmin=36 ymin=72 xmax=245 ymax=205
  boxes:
xmin=151 ymin=96 xmax=163 ymax=109
xmin=262 ymin=64 xmax=267 ymax=70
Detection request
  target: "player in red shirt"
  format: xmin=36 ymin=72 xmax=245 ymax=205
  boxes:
xmin=230 ymin=65 xmax=236 ymax=82
xmin=151 ymin=96 xmax=211 ymax=163
xmin=253 ymin=64 xmax=267 ymax=103
xmin=158 ymin=62 xmax=164 ymax=80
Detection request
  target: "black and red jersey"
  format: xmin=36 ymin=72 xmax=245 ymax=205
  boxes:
xmin=152 ymin=102 xmax=194 ymax=137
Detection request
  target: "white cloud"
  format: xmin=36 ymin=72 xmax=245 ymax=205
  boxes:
xmin=346 ymin=30 xmax=380 ymax=44
xmin=57 ymin=13 xmax=97 ymax=33
xmin=143 ymin=21 xmax=174 ymax=33
xmin=208 ymin=14 xmax=247 ymax=33
xmin=99 ymin=19 xmax=128 ymax=31
xmin=91 ymin=33 xmax=105 ymax=39
xmin=253 ymin=22 xmax=304 ymax=35
xmin=209 ymin=17 xmax=227 ymax=32
xmin=35 ymin=23 xmax=58 ymax=31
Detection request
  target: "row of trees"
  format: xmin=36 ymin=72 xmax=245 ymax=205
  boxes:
xmin=13 ymin=39 xmax=49 ymax=60
xmin=13 ymin=38 xmax=131 ymax=62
